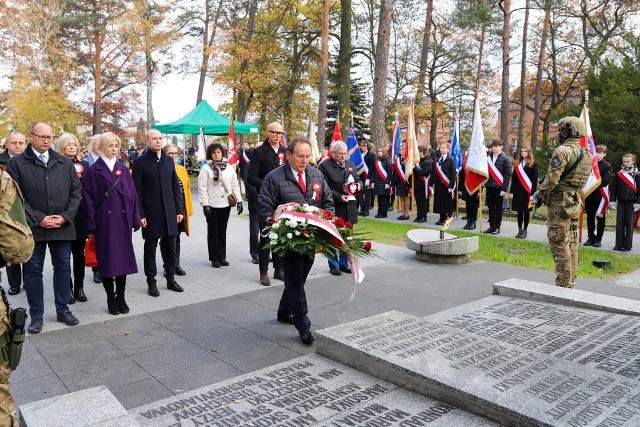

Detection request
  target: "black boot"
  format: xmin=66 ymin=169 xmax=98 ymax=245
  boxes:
xmin=68 ymin=282 xmax=76 ymax=304
xmin=74 ymin=281 xmax=88 ymax=302
xmin=147 ymin=278 xmax=160 ymax=297
xmin=467 ymin=221 xmax=476 ymax=230
xmin=175 ymin=237 xmax=186 ymax=276
xmin=115 ymin=276 xmax=129 ymax=314
xmin=103 ymin=280 xmax=120 ymax=315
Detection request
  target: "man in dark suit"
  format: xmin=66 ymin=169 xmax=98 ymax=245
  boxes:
xmin=0 ymin=130 xmax=26 ymax=296
xmin=247 ymin=122 xmax=287 ymax=286
xmin=132 ymin=129 xmax=185 ymax=297
xmin=357 ymin=139 xmax=375 ymax=216
xmin=258 ymin=137 xmax=334 ymax=344
xmin=318 ymin=140 xmax=361 ymax=275
xmin=7 ymin=122 xmax=82 ymax=333
xmin=484 ymin=139 xmax=513 ymax=235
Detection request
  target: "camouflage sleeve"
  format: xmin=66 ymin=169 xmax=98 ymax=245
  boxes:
xmin=537 ymin=146 xmax=570 ymax=200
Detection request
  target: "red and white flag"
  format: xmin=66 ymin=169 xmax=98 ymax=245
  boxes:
xmin=320 ymin=121 xmax=342 ymax=165
xmin=464 ymin=98 xmax=488 ymax=194
xmin=404 ymin=98 xmax=420 ymax=179
xmin=227 ymin=121 xmax=238 ymax=165
xmin=597 ymin=186 xmax=609 ymax=216
xmin=579 ymin=103 xmax=601 ymax=197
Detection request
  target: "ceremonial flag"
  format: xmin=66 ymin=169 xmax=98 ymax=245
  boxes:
xmin=321 ymin=121 xmax=342 ymax=165
xmin=579 ymin=103 xmax=601 ymax=197
xmin=227 ymin=121 xmax=238 ymax=165
xmin=308 ymin=119 xmax=321 ymax=165
xmin=347 ymin=125 xmax=368 ymax=175
xmin=196 ymin=125 xmax=207 ymax=165
xmin=281 ymin=127 xmax=287 ymax=147
xmin=464 ymin=98 xmax=489 ymax=194
xmin=451 ymin=112 xmax=463 ymax=171
xmin=404 ymin=98 xmax=420 ymax=179
xmin=391 ymin=120 xmax=401 ymax=161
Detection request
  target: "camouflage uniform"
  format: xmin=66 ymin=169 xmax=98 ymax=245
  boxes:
xmin=535 ymin=117 xmax=592 ymax=288
xmin=0 ymin=295 xmax=17 ymax=427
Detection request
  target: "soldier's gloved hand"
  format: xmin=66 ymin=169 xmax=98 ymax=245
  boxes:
xmin=236 ymin=202 xmax=244 ymax=215
xmin=609 ymin=202 xmax=617 ymax=211
xmin=499 ymin=191 xmax=506 ymax=197
xmin=203 ymin=206 xmax=212 ymax=218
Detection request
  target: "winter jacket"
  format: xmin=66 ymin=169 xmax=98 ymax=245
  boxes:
xmin=198 ymin=159 xmax=243 ymax=209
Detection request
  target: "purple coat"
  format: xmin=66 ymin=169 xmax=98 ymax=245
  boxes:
xmin=83 ymin=159 xmax=141 ymax=278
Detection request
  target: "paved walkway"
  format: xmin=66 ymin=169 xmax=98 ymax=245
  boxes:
xmin=6 ymin=203 xmax=640 ymax=410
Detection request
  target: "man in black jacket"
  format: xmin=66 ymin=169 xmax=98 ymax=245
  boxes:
xmin=247 ymin=122 xmax=287 ymax=286
xmin=0 ymin=130 xmax=26 ymax=296
xmin=483 ymin=139 xmax=512 ymax=234
xmin=584 ymin=145 xmax=613 ymax=247
xmin=7 ymin=122 xmax=82 ymax=333
xmin=357 ymin=140 xmax=375 ymax=216
xmin=133 ymin=129 xmax=185 ymax=297
xmin=318 ymin=140 xmax=360 ymax=275
xmin=258 ymin=137 xmax=334 ymax=344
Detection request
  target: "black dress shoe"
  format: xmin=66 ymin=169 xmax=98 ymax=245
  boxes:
xmin=397 ymin=215 xmax=409 ymax=220
xmin=621 ymin=247 xmax=631 ymax=252
xmin=277 ymin=313 xmax=295 ymax=325
xmin=613 ymin=246 xmax=622 ymax=251
xmin=416 ymin=217 xmax=427 ymax=223
xmin=330 ymin=268 xmax=342 ymax=276
xmin=490 ymin=227 xmax=500 ymax=235
xmin=299 ymin=329 xmax=315 ymax=345
xmin=148 ymin=280 xmax=160 ymax=297
xmin=28 ymin=317 xmax=43 ymax=334
xmin=7 ymin=287 xmax=20 ymax=295
xmin=435 ymin=220 xmax=444 ymax=225
xmin=252 ymin=257 xmax=259 ymax=264
xmin=93 ymin=271 xmax=102 ymax=283
xmin=167 ymin=280 xmax=184 ymax=292
xmin=211 ymin=261 xmax=221 ymax=268
xmin=175 ymin=265 xmax=186 ymax=276
xmin=374 ymin=214 xmax=387 ymax=218
xmin=339 ymin=266 xmax=352 ymax=274
xmin=57 ymin=310 xmax=79 ymax=326
xmin=220 ymin=260 xmax=230 ymax=266
xmin=593 ymin=240 xmax=601 ymax=247
xmin=483 ymin=227 xmax=494 ymax=234
xmin=75 ymin=287 xmax=88 ymax=302
xmin=583 ymin=238 xmax=594 ymax=246
xmin=68 ymin=292 xmax=76 ymax=304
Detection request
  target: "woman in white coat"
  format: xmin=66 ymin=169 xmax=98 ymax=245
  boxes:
xmin=198 ymin=143 xmax=243 ymax=267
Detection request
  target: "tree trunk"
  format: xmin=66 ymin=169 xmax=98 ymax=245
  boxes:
xmin=415 ymin=0 xmax=433 ymax=104
xmin=371 ymin=0 xmax=393 ymax=151
xmin=93 ymin=0 xmax=102 ymax=134
xmin=237 ymin=0 xmax=258 ymax=126
xmin=144 ymin=0 xmax=153 ymax=131
xmin=317 ymin=0 xmax=330 ymax=149
xmin=338 ymin=0 xmax=352 ymax=140
xmin=517 ymin=0 xmax=530 ymax=150
xmin=531 ymin=0 xmax=551 ymax=150
xmin=499 ymin=0 xmax=510 ymax=144
xmin=196 ymin=0 xmax=224 ymax=105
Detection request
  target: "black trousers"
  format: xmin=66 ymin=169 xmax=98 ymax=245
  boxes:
xmin=415 ymin=192 xmax=428 ymax=219
xmin=259 ymin=222 xmax=282 ymax=273
xmin=206 ymin=207 xmax=231 ymax=263
xmin=278 ymin=251 xmax=314 ymax=333
xmin=585 ymin=197 xmax=606 ymax=241
xmin=466 ymin=194 xmax=480 ymax=222
xmin=616 ymin=200 xmax=635 ymax=250
xmin=377 ymin=194 xmax=390 ymax=217
xmin=70 ymin=238 xmax=86 ymax=286
xmin=144 ymin=236 xmax=177 ymax=281
xmin=4 ymin=264 xmax=22 ymax=289
xmin=485 ymin=187 xmax=504 ymax=228
xmin=160 ymin=235 xmax=182 ymax=267
xmin=249 ymin=208 xmax=260 ymax=259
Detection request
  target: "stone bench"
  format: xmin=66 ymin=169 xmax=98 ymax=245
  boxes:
xmin=406 ymin=229 xmax=478 ymax=264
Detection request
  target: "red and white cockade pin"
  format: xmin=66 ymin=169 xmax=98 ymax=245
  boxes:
xmin=115 ymin=169 xmax=123 ymax=177
xmin=73 ymin=163 xmax=84 ymax=177
xmin=312 ymin=182 xmax=321 ymax=200
xmin=278 ymin=152 xmax=285 ymax=165
xmin=347 ymin=166 xmax=353 ymax=173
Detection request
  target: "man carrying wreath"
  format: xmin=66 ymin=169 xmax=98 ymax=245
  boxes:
xmin=258 ymin=137 xmax=334 ymax=344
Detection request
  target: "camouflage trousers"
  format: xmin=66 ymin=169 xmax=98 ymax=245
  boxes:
xmin=0 ymin=298 xmax=17 ymax=427
xmin=547 ymin=198 xmax=579 ymax=288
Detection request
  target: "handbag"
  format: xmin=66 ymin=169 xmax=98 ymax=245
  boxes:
xmin=85 ymin=235 xmax=98 ymax=267
xmin=219 ymin=170 xmax=237 ymax=207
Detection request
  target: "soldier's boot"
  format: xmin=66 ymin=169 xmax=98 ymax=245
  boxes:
xmin=115 ymin=277 xmax=129 ymax=314
xmin=103 ymin=281 xmax=120 ymax=315
xmin=74 ymin=279 xmax=87 ymax=302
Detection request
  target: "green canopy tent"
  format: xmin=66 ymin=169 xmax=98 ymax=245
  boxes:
xmin=152 ymin=100 xmax=260 ymax=135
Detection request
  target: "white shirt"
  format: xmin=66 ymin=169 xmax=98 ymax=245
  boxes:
xmin=101 ymin=154 xmax=117 ymax=172
xmin=290 ymin=166 xmax=305 ymax=187
xmin=32 ymin=147 xmax=48 ymax=164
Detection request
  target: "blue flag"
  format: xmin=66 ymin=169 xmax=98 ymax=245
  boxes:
xmin=451 ymin=113 xmax=462 ymax=171
xmin=391 ymin=121 xmax=402 ymax=160
xmin=347 ymin=125 xmax=367 ymax=175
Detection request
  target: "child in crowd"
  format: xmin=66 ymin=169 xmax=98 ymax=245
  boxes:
xmin=609 ymin=153 xmax=640 ymax=251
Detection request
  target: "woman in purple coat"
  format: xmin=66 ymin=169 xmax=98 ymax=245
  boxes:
xmin=83 ymin=133 xmax=141 ymax=315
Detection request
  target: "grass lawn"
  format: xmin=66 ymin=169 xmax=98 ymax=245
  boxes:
xmin=356 ymin=218 xmax=640 ymax=281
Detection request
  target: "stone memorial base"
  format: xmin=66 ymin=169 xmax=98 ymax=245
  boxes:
xmin=406 ymin=229 xmax=478 ymax=264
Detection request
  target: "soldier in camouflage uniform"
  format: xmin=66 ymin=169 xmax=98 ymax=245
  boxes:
xmin=0 ymin=296 xmax=17 ymax=426
xmin=534 ymin=116 xmax=592 ymax=288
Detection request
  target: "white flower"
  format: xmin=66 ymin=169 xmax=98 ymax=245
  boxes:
xmin=287 ymin=218 xmax=299 ymax=228
xmin=272 ymin=222 xmax=280 ymax=229
xmin=294 ymin=231 xmax=301 ymax=236
xmin=287 ymin=233 xmax=293 ymax=239
xmin=347 ymin=236 xmax=353 ymax=240
xmin=304 ymin=205 xmax=317 ymax=213
xmin=269 ymin=232 xmax=278 ymax=240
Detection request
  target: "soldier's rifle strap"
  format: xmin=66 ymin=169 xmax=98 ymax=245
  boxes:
xmin=559 ymin=148 xmax=585 ymax=181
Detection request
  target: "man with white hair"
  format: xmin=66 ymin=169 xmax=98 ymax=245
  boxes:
xmin=318 ymin=140 xmax=361 ymax=275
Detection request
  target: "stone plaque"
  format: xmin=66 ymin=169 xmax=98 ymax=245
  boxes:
xmin=130 ymin=354 xmax=495 ymax=426
xmin=315 ymin=297 xmax=640 ymax=426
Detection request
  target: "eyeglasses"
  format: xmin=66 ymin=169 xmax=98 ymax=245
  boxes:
xmin=268 ymin=130 xmax=284 ymax=136
xmin=31 ymin=132 xmax=53 ymax=141
xmin=166 ymin=152 xmax=179 ymax=156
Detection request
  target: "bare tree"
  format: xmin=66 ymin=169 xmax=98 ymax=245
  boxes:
xmin=517 ymin=0 xmax=531 ymax=149
xmin=415 ymin=0 xmax=433 ymax=103
xmin=530 ymin=0 xmax=552 ymax=150
xmin=499 ymin=0 xmax=510 ymax=143
xmin=338 ymin=0 xmax=352 ymax=140
xmin=371 ymin=0 xmax=393 ymax=148
xmin=317 ymin=0 xmax=330 ymax=148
